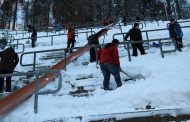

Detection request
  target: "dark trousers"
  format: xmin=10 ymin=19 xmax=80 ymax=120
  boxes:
xmin=175 ymin=37 xmax=183 ymax=49
xmin=67 ymin=40 xmax=75 ymax=53
xmin=0 ymin=70 xmax=13 ymax=92
xmin=31 ymin=36 xmax=37 ymax=48
xmin=100 ymin=63 xmax=122 ymax=89
xmin=131 ymin=43 xmax=146 ymax=56
xmin=89 ymin=47 xmax=96 ymax=62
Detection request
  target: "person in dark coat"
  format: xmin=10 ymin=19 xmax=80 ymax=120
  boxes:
xmin=67 ymin=28 xmax=75 ymax=53
xmin=168 ymin=18 xmax=183 ymax=51
xmin=0 ymin=46 xmax=19 ymax=92
xmin=97 ymin=39 xmax=122 ymax=90
xmin=88 ymin=29 xmax=108 ymax=62
xmin=27 ymin=24 xmax=37 ymax=48
xmin=124 ymin=23 xmax=146 ymax=56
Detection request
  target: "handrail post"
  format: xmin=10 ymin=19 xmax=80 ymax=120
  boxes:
xmin=159 ymin=40 xmax=164 ymax=58
xmin=34 ymin=71 xmax=40 ymax=114
xmin=51 ymin=35 xmax=53 ymax=46
xmin=33 ymin=70 xmax=62 ymax=114
xmin=64 ymin=50 xmax=67 ymax=70
xmin=126 ymin=42 xmax=131 ymax=62
xmin=33 ymin=53 xmax=37 ymax=71
xmin=95 ymin=46 xmax=99 ymax=69
xmin=123 ymin=34 xmax=127 ymax=49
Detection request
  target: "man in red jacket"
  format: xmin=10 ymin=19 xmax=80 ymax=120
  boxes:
xmin=98 ymin=39 xmax=122 ymax=90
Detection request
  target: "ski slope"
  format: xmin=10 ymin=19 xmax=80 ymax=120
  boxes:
xmin=1 ymin=20 xmax=190 ymax=122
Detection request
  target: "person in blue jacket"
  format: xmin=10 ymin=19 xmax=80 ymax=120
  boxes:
xmin=168 ymin=18 xmax=183 ymax=51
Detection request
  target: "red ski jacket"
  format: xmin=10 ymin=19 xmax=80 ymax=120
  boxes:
xmin=98 ymin=45 xmax=120 ymax=67
xmin=67 ymin=31 xmax=75 ymax=41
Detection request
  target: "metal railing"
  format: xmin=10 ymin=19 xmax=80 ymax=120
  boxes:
xmin=20 ymin=48 xmax=67 ymax=71
xmin=113 ymin=25 xmax=190 ymax=49
xmin=20 ymin=37 xmax=179 ymax=73
xmin=33 ymin=70 xmax=62 ymax=113
xmin=166 ymin=20 xmax=190 ymax=29
xmin=13 ymin=30 xmax=95 ymax=48
xmin=0 ymin=69 xmax=62 ymax=114
xmin=120 ymin=38 xmax=175 ymax=62
xmin=7 ymin=43 xmax=25 ymax=54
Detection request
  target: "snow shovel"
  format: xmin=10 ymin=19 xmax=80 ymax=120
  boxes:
xmin=120 ymin=69 xmax=145 ymax=81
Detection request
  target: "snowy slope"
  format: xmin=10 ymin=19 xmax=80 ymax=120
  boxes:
xmin=2 ymin=20 xmax=190 ymax=122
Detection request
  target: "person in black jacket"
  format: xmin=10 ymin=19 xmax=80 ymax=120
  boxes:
xmin=0 ymin=46 xmax=19 ymax=92
xmin=27 ymin=24 xmax=37 ymax=48
xmin=124 ymin=23 xmax=146 ymax=56
xmin=88 ymin=29 xmax=108 ymax=62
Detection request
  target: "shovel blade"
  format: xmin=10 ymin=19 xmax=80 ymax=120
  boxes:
xmin=131 ymin=74 xmax=145 ymax=80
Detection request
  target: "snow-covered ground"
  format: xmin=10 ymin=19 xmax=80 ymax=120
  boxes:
xmin=1 ymin=20 xmax=190 ymax=122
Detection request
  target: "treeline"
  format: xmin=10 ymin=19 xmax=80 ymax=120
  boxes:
xmin=0 ymin=0 xmax=189 ymax=30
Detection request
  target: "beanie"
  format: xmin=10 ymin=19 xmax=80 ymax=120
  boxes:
xmin=112 ymin=39 xmax=120 ymax=44
xmin=134 ymin=23 xmax=139 ymax=27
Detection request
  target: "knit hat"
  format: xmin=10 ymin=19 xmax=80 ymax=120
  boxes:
xmin=112 ymin=39 xmax=120 ymax=44
xmin=134 ymin=23 xmax=139 ymax=27
xmin=170 ymin=18 xmax=175 ymax=22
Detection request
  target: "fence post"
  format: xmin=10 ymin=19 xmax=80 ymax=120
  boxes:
xmin=34 ymin=71 xmax=40 ymax=114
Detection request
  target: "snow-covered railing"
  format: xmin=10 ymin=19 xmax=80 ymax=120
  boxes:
xmin=12 ymin=30 xmax=95 ymax=48
xmin=7 ymin=43 xmax=25 ymax=54
xmin=0 ymin=69 xmax=61 ymax=114
xmin=121 ymin=38 xmax=174 ymax=61
xmin=113 ymin=25 xmax=190 ymax=48
xmin=33 ymin=70 xmax=62 ymax=113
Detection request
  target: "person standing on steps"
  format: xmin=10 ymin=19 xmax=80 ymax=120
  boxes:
xmin=67 ymin=27 xmax=75 ymax=53
xmin=0 ymin=46 xmax=19 ymax=93
xmin=88 ymin=29 xmax=108 ymax=62
xmin=27 ymin=24 xmax=37 ymax=48
xmin=168 ymin=18 xmax=184 ymax=52
xmin=97 ymin=39 xmax=122 ymax=90
xmin=124 ymin=23 xmax=146 ymax=56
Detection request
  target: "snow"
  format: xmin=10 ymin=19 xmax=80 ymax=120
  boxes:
xmin=1 ymin=20 xmax=190 ymax=122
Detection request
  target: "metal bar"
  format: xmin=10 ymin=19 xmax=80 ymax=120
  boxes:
xmin=159 ymin=40 xmax=164 ymax=58
xmin=34 ymin=71 xmax=40 ymax=113
xmin=20 ymin=37 xmax=174 ymax=68
xmin=64 ymin=50 xmax=67 ymax=71
xmin=34 ymin=70 xmax=61 ymax=113
xmin=126 ymin=42 xmax=131 ymax=62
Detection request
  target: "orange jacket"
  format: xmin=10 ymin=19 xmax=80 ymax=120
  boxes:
xmin=67 ymin=31 xmax=75 ymax=41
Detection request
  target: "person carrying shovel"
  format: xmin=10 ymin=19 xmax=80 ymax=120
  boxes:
xmin=97 ymin=39 xmax=122 ymax=90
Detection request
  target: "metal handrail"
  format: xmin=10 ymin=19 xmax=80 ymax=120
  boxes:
xmin=20 ymin=48 xmax=66 ymax=71
xmin=113 ymin=25 xmax=190 ymax=48
xmin=166 ymin=20 xmax=190 ymax=29
xmin=0 ymin=69 xmax=62 ymax=114
xmin=20 ymin=37 xmax=177 ymax=73
xmin=6 ymin=43 xmax=25 ymax=54
xmin=34 ymin=69 xmax=62 ymax=113
xmin=13 ymin=30 xmax=95 ymax=47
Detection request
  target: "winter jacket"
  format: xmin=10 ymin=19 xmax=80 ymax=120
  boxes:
xmin=0 ymin=47 xmax=19 ymax=71
xmin=88 ymin=29 xmax=108 ymax=45
xmin=88 ymin=34 xmax=99 ymax=45
xmin=169 ymin=22 xmax=183 ymax=38
xmin=67 ymin=30 xmax=75 ymax=41
xmin=124 ymin=27 xmax=143 ymax=41
xmin=97 ymin=44 xmax=120 ymax=67
xmin=28 ymin=25 xmax=37 ymax=37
